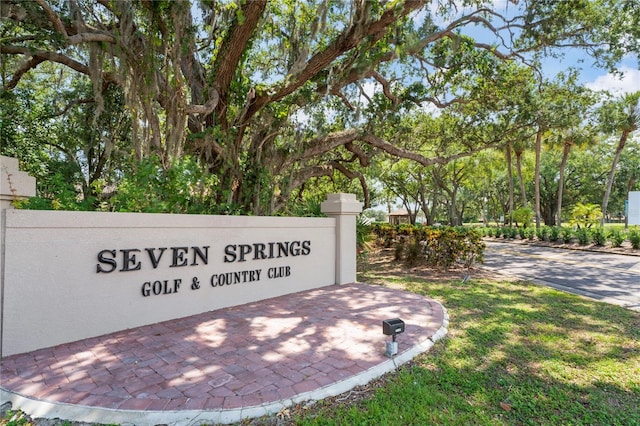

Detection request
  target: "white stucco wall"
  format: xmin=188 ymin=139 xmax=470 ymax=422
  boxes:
xmin=1 ymin=210 xmax=336 ymax=356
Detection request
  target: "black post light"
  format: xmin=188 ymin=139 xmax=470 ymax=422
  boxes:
xmin=382 ymin=318 xmax=405 ymax=357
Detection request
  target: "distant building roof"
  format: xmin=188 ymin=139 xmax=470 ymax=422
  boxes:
xmin=388 ymin=208 xmax=409 ymax=216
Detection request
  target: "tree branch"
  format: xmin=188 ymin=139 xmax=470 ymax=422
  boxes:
xmin=245 ymin=0 xmax=426 ymax=122
xmin=345 ymin=142 xmax=370 ymax=166
xmin=34 ymin=0 xmax=68 ymax=37
xmin=40 ymin=98 xmax=94 ymax=119
xmin=213 ymin=0 xmax=267 ymax=115
xmin=3 ymin=56 xmax=46 ymax=90
xmin=371 ymin=70 xmax=400 ymax=106
xmin=184 ymin=92 xmax=220 ymax=115
xmin=361 ymin=134 xmax=498 ymax=166
xmin=330 ymin=160 xmax=370 ymax=208
xmin=67 ymin=32 xmax=116 ymax=45
xmin=292 ymin=129 xmax=360 ymax=165
xmin=1 ymin=45 xmax=119 ymax=89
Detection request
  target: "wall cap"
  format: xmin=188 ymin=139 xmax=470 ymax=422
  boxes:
xmin=321 ymin=193 xmax=363 ymax=215
xmin=1 ymin=155 xmax=36 ymax=204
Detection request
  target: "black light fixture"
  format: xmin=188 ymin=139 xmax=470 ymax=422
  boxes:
xmin=382 ymin=318 xmax=405 ymax=356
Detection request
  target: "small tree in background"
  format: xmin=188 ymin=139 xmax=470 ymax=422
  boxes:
xmin=570 ymin=203 xmax=603 ymax=229
xmin=513 ymin=207 xmax=534 ymax=228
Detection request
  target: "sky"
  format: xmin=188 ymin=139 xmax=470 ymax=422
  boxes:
xmin=585 ymin=65 xmax=640 ymax=95
xmin=355 ymin=3 xmax=639 ymax=112
xmin=535 ymin=41 xmax=639 ymax=95
xmin=297 ymin=1 xmax=639 ymax=133
xmin=421 ymin=1 xmax=640 ymax=96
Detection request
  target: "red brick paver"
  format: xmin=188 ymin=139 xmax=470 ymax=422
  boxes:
xmin=1 ymin=283 xmax=446 ymax=422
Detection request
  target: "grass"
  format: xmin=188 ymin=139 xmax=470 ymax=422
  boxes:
xmin=288 ymin=254 xmax=640 ymax=426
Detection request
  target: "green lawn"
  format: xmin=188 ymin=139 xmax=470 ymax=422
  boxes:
xmin=290 ymin=263 xmax=640 ymax=425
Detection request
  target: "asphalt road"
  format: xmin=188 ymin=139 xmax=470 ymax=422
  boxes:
xmin=483 ymin=241 xmax=640 ymax=311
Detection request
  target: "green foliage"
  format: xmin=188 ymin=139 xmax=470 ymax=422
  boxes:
xmin=630 ymin=230 xmax=640 ymax=249
xmin=282 ymin=199 xmax=323 ymax=217
xmin=3 ymin=0 xmax=639 ymax=219
xmin=548 ymin=226 xmax=561 ymax=242
xmin=373 ymin=223 xmax=397 ymax=248
xmin=1 ymin=408 xmax=31 ymax=425
xmin=561 ymin=227 xmax=573 ymax=243
xmin=513 ymin=207 xmax=534 ymax=228
xmin=576 ymin=228 xmax=590 ymax=245
xmin=536 ymin=226 xmax=550 ymax=241
xmin=608 ymin=229 xmax=626 ymax=248
xmin=405 ymin=240 xmax=423 ymax=267
xmin=356 ymin=215 xmax=373 ymax=260
xmin=372 ymin=224 xmax=485 ymax=270
xmin=493 ymin=227 xmax=502 ymax=238
xmin=394 ymin=241 xmax=404 ymax=261
xmin=362 ymin=209 xmax=386 ymax=223
xmin=524 ymin=227 xmax=536 ymax=240
xmin=499 ymin=227 xmax=508 ymax=238
xmin=16 ymin=171 xmax=94 ymax=211
xmin=591 ymin=227 xmax=607 ymax=246
xmin=570 ymin=203 xmax=603 ymax=229
xmin=107 ymin=155 xmax=229 ymax=214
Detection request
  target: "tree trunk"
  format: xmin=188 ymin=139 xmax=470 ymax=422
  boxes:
xmin=601 ymin=129 xmax=631 ymax=227
xmin=402 ymin=200 xmax=417 ymax=225
xmin=534 ymin=127 xmax=543 ymax=229
xmin=556 ymin=140 xmax=572 ymax=227
xmin=515 ymin=150 xmax=528 ymax=208
xmin=506 ymin=141 xmax=514 ymax=226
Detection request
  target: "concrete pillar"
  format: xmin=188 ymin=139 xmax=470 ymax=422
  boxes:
xmin=1 ymin=156 xmax=36 ymax=356
xmin=1 ymin=156 xmax=36 ymax=210
xmin=321 ymin=193 xmax=363 ymax=284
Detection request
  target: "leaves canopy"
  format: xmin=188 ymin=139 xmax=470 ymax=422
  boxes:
xmin=1 ymin=0 xmax=637 ymax=214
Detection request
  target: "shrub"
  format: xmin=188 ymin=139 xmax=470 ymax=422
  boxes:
xmin=513 ymin=207 xmax=534 ymax=228
xmin=405 ymin=240 xmax=423 ymax=266
xmin=356 ymin=216 xmax=373 ymax=254
xmin=630 ymin=230 xmax=640 ymax=249
xmin=576 ymin=228 xmax=590 ymax=245
xmin=549 ymin=226 xmax=561 ymax=242
xmin=376 ymin=225 xmax=485 ymax=270
xmin=536 ymin=226 xmax=550 ymax=241
xmin=591 ymin=228 xmax=606 ymax=246
xmin=372 ymin=223 xmax=396 ymax=247
xmin=398 ymin=224 xmax=414 ymax=236
xmin=108 ymin=155 xmax=227 ymax=214
xmin=525 ymin=228 xmax=535 ymax=240
xmin=461 ymin=229 xmax=485 ymax=267
xmin=560 ymin=227 xmax=573 ymax=243
xmin=608 ymin=229 xmax=626 ymax=248
xmin=394 ymin=241 xmax=404 ymax=260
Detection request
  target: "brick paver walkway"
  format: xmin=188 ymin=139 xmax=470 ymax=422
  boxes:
xmin=1 ymin=283 xmax=447 ymax=425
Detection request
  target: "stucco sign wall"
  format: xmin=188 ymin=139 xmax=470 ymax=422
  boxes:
xmin=1 ymin=210 xmax=339 ymax=356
